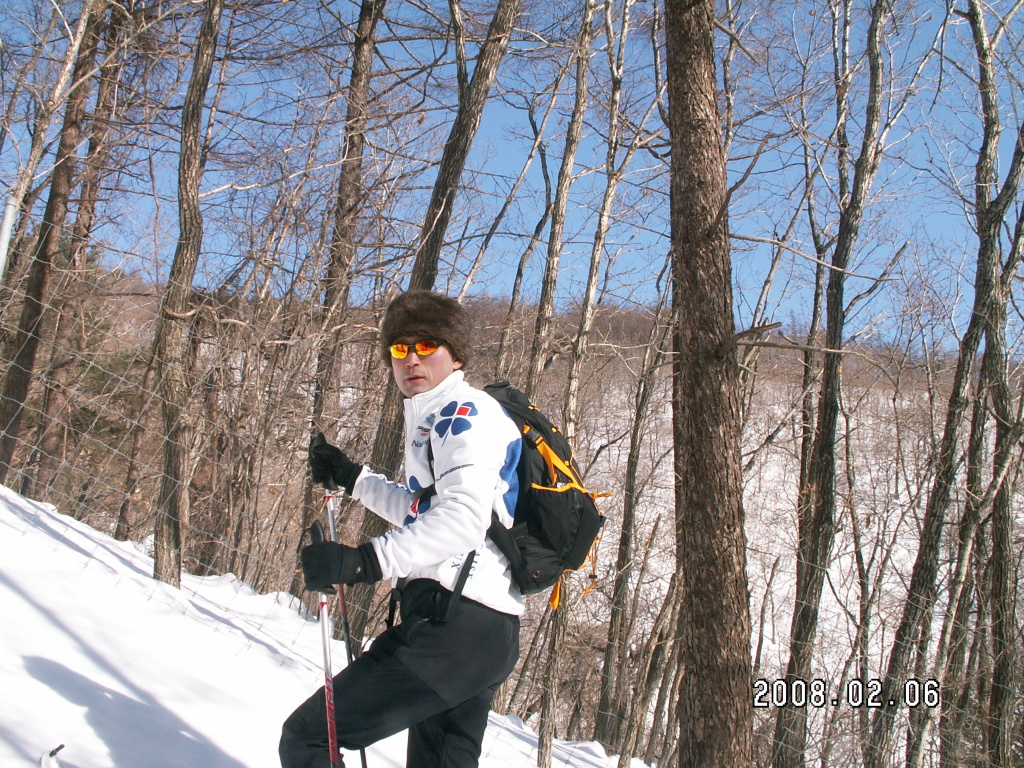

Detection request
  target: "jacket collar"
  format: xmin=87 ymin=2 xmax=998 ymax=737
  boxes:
xmin=404 ymin=370 xmax=466 ymax=420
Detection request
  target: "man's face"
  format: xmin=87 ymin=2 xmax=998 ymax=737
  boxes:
xmin=390 ymin=338 xmax=462 ymax=397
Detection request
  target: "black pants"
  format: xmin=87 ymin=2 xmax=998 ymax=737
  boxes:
xmin=280 ymin=581 xmax=519 ymax=768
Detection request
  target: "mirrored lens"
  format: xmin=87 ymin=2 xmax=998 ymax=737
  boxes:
xmin=389 ymin=339 xmax=443 ymax=359
xmin=413 ymin=340 xmax=441 ymax=356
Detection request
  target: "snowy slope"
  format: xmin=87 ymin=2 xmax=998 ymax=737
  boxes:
xmin=0 ymin=484 xmax=627 ymax=768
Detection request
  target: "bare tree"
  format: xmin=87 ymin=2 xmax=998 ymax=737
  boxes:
xmin=493 ymin=91 xmax=558 ymax=380
xmin=772 ymin=3 xmax=894 ymax=766
xmin=865 ymin=0 xmax=1024 ymax=762
xmin=664 ymin=1 xmax=752 ymax=767
xmin=407 ymin=0 xmax=523 ymax=291
xmin=562 ymin=0 xmax=662 ymax=442
xmin=25 ymin=2 xmax=124 ymax=499
xmin=0 ymin=0 xmax=105 ymax=485
xmin=524 ymin=0 xmax=596 ymax=398
xmin=296 ymin=0 xmax=389 ymax=599
xmin=0 ymin=0 xmax=102 ymax=282
xmin=594 ymin=300 xmax=671 ymax=753
xmin=347 ymin=0 xmax=523 ymax=640
xmin=152 ymin=0 xmax=224 ymax=587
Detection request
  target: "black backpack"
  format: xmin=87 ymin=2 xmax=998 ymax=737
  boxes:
xmin=482 ymin=382 xmax=605 ymax=600
xmin=404 ymin=382 xmax=605 ymax=622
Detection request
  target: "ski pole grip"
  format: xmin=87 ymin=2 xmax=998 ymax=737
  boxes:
xmin=309 ymin=519 xmax=327 ymax=545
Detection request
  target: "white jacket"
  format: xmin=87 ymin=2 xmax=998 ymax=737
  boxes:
xmin=354 ymin=371 xmax=525 ymax=616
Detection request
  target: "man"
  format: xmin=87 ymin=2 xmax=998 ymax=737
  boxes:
xmin=280 ymin=290 xmax=523 ymax=768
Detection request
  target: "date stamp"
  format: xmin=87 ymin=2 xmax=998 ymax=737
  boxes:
xmin=753 ymin=678 xmax=940 ymax=709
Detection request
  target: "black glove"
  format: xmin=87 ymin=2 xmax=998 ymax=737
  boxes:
xmin=308 ymin=433 xmax=361 ymax=493
xmin=301 ymin=541 xmax=383 ymax=591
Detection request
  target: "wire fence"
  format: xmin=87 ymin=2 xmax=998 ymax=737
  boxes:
xmin=1 ymin=253 xmax=1022 ymax=768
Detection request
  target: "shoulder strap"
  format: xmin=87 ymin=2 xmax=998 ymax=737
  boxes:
xmin=444 ymin=550 xmax=476 ymax=622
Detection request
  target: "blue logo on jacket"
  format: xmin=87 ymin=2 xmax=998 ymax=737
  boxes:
xmin=435 ymin=401 xmax=478 ymax=440
xmin=407 ymin=476 xmax=432 ymax=524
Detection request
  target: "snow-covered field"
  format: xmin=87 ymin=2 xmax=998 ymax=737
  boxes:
xmin=0 ymin=484 xmax=636 ymax=768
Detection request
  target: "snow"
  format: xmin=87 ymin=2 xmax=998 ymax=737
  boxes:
xmin=0 ymin=484 xmax=633 ymax=768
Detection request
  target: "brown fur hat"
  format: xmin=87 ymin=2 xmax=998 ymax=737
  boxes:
xmin=379 ymin=290 xmax=472 ymax=367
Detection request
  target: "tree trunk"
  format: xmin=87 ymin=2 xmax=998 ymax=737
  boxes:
xmin=297 ymin=0 xmax=388 ymax=601
xmin=943 ymin=367 xmax=989 ymax=667
xmin=616 ymin=572 xmax=681 ymax=767
xmin=984 ymin=338 xmax=1020 ymax=768
xmin=524 ymin=0 xmax=595 ymax=397
xmin=865 ymin=295 xmax=990 ymax=764
xmin=348 ymin=0 xmax=521 ymax=636
xmin=310 ymin=0 xmax=387 ymax=435
xmin=981 ymin=177 xmax=1021 ymax=768
xmin=407 ymin=0 xmax=521 ymax=291
xmin=152 ymin=0 xmax=224 ymax=587
xmin=938 ymin=568 xmax=977 ymax=768
xmin=773 ymin=3 xmax=889 ymax=764
xmin=506 ymin=609 xmax=553 ymax=716
xmin=971 ymin=15 xmax=1024 ymax=768
xmin=538 ymin=578 xmax=569 ymax=768
xmin=664 ymin=1 xmax=751 ymax=767
xmin=115 ymin=338 xmax=158 ymax=542
xmin=495 ymin=95 xmax=556 ymax=380
xmin=28 ymin=5 xmax=121 ymax=499
xmin=0 ymin=0 xmax=104 ymax=486
xmin=594 ymin=309 xmax=670 ymax=751
xmin=925 ymin=293 xmax=1015 ymax=768
xmin=866 ymin=1 xmax=1024 ymax=761
xmin=562 ymin=0 xmax=657 ymax=440
xmin=0 ymin=0 xmax=99 ymax=284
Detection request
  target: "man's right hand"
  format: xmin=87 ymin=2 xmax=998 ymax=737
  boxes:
xmin=301 ymin=541 xmax=383 ymax=591
xmin=308 ymin=433 xmax=361 ymax=494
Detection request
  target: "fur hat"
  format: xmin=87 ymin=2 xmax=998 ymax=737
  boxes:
xmin=379 ymin=291 xmax=472 ymax=367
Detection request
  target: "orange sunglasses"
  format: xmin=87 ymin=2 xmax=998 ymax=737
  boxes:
xmin=389 ymin=339 xmax=446 ymax=359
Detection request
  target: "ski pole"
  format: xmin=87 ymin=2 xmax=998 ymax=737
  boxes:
xmin=324 ymin=482 xmax=369 ymax=768
xmin=308 ymin=519 xmax=342 ymax=767
xmin=324 ymin=484 xmax=357 ymax=670
xmin=39 ymin=744 xmax=64 ymax=768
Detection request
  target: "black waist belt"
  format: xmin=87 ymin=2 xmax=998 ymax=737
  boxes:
xmin=386 ymin=551 xmax=477 ymax=628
